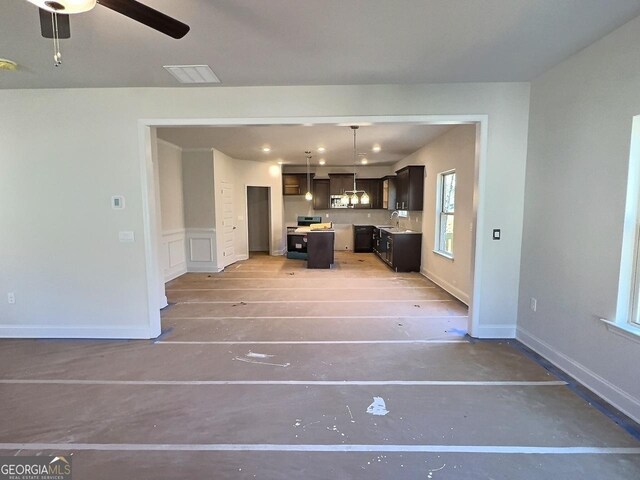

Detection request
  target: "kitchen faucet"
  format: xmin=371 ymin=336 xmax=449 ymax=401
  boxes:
xmin=390 ymin=210 xmax=400 ymax=229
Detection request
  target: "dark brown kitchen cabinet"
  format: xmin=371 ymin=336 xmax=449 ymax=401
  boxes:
xmin=329 ymin=174 xmax=354 ymax=196
xmin=373 ymin=229 xmax=422 ymax=272
xmin=283 ymin=173 xmax=314 ymax=196
xmin=312 ymin=179 xmax=330 ymax=210
xmin=394 ymin=165 xmax=424 ymax=211
xmin=382 ymin=176 xmax=397 ymax=210
xmin=353 ymin=178 xmax=383 ymax=209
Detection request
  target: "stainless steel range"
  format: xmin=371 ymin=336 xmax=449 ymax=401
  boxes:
xmin=286 ymin=216 xmax=322 ymax=259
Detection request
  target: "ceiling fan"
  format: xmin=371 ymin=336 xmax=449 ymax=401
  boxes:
xmin=27 ymin=0 xmax=190 ymax=65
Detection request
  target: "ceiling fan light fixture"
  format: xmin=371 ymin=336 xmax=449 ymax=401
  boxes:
xmin=0 ymin=59 xmax=18 ymax=71
xmin=27 ymin=0 xmax=96 ymax=14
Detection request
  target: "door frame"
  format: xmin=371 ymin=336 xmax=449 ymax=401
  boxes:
xmin=140 ymin=115 xmax=488 ymax=339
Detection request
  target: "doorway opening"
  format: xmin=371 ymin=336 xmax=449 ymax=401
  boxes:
xmin=247 ymin=186 xmax=271 ymax=256
xmin=140 ymin=115 xmax=488 ymax=339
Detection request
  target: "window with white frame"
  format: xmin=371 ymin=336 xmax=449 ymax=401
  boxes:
xmin=631 ymin=233 xmax=640 ymax=327
xmin=436 ymin=170 xmax=456 ymax=257
xmin=613 ymin=115 xmax=640 ymax=335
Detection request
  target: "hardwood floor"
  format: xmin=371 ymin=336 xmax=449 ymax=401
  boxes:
xmin=0 ymin=252 xmax=638 ymax=479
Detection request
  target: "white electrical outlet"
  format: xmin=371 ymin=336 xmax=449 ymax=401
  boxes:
xmin=530 ymin=297 xmax=537 ymax=312
xmin=7 ymin=293 xmax=15 ymax=304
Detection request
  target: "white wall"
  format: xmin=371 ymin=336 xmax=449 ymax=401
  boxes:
xmin=213 ymin=149 xmax=285 ymax=270
xmin=182 ymin=150 xmax=215 ymax=229
xmin=0 ymin=83 xmax=530 ymax=339
xmin=181 ymin=149 xmax=218 ymax=273
xmin=157 ymin=140 xmax=185 ymax=231
xmin=394 ymin=125 xmax=476 ymax=304
xmin=156 ymin=139 xmax=187 ymax=282
xmin=517 ymin=15 xmax=640 ymax=421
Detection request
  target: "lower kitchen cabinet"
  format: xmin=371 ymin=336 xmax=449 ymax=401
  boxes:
xmin=373 ymin=228 xmax=422 ymax=272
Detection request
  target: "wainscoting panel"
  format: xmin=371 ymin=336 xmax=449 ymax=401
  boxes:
xmin=162 ymin=229 xmax=187 ymax=282
xmin=186 ymin=228 xmax=220 ymax=272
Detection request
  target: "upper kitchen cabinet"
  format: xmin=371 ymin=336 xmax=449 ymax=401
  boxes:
xmin=329 ymin=174 xmax=354 ymax=196
xmin=394 ymin=166 xmax=424 ymax=211
xmin=312 ymin=179 xmax=330 ymax=210
xmin=382 ymin=176 xmax=396 ymax=210
xmin=283 ymin=173 xmax=314 ymax=196
xmin=355 ymin=178 xmax=382 ymax=209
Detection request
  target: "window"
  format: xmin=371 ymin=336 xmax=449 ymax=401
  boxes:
xmin=611 ymin=115 xmax=640 ymax=340
xmin=436 ymin=170 xmax=456 ymax=257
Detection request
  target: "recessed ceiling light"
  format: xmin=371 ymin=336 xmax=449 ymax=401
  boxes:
xmin=262 ymin=146 xmax=271 ymax=153
xmin=317 ymin=147 xmax=326 ymax=153
xmin=372 ymin=145 xmax=381 ymax=153
xmin=163 ymin=65 xmax=221 ymax=84
xmin=0 ymin=58 xmax=17 ymax=71
xmin=319 ymin=159 xmax=326 ymax=165
xmin=361 ymin=159 xmax=368 ymax=165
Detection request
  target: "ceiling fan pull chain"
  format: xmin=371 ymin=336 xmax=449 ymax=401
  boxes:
xmin=51 ymin=12 xmax=62 ymax=67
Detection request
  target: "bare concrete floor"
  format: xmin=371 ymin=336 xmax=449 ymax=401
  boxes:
xmin=0 ymin=252 xmax=639 ymax=479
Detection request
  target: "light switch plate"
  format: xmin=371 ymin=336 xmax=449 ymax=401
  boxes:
xmin=119 ymin=231 xmax=135 ymax=243
xmin=111 ymin=196 xmax=125 ymax=209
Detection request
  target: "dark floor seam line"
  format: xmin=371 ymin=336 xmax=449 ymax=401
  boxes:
xmin=491 ymin=338 xmax=640 ymax=442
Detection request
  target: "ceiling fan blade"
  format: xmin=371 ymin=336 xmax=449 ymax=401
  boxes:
xmin=39 ymin=8 xmax=71 ymax=39
xmin=97 ymin=0 xmax=190 ymax=39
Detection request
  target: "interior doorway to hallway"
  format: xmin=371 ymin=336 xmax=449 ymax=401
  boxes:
xmin=247 ymin=186 xmax=271 ymax=255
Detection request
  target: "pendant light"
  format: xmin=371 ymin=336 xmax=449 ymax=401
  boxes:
xmin=304 ymin=151 xmax=313 ymax=201
xmin=343 ymin=126 xmax=368 ymax=206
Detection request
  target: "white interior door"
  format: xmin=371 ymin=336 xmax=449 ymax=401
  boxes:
xmin=221 ymin=181 xmax=236 ymax=267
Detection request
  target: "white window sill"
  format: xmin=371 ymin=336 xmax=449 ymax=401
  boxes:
xmin=600 ymin=318 xmax=640 ymax=345
xmin=433 ymin=250 xmax=454 ymax=261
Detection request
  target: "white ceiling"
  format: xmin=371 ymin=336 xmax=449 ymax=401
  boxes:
xmin=157 ymin=124 xmax=454 ymax=166
xmin=2 ymin=0 xmax=640 ymax=89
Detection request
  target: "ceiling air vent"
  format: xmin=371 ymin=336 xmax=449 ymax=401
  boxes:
xmin=163 ymin=65 xmax=221 ymax=84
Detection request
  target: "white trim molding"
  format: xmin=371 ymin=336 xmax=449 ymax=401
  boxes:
xmin=0 ymin=326 xmax=159 ymax=340
xmin=421 ymin=269 xmax=470 ymax=306
xmin=474 ymin=324 xmax=516 ymax=339
xmin=186 ymin=228 xmax=218 ymax=272
xmin=161 ymin=228 xmax=187 ymax=282
xmin=517 ymin=326 xmax=640 ymax=423
xmin=600 ymin=318 xmax=640 ymax=345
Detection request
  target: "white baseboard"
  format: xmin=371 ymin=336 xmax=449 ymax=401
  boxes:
xmin=187 ymin=265 xmax=223 ymax=273
xmin=421 ymin=269 xmax=470 ymax=305
xmin=517 ymin=327 xmax=640 ymax=423
xmin=271 ymin=249 xmax=286 ymax=256
xmin=475 ymin=324 xmax=517 ymax=338
xmin=0 ymin=325 xmax=159 ymax=340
